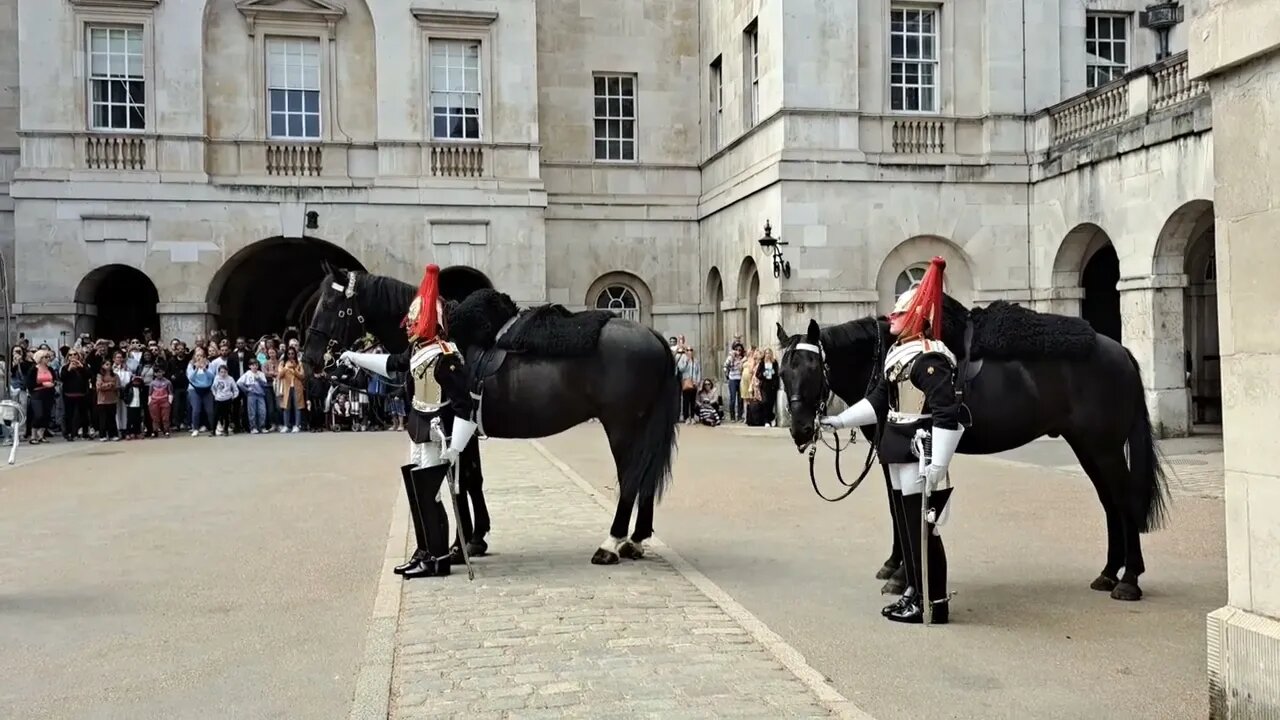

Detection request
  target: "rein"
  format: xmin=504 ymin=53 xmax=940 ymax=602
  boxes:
xmin=311 ymin=272 xmax=406 ymax=391
xmin=788 ymin=322 xmax=883 ymax=503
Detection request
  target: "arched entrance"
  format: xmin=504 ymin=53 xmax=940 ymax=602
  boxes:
xmin=738 ymin=257 xmax=760 ymax=348
xmin=706 ymin=267 xmax=725 ymax=372
xmin=439 ymin=266 xmax=493 ymax=303
xmin=75 ymin=265 xmax=159 ymax=341
xmin=1081 ymin=243 xmax=1121 ymax=342
xmin=207 ymin=237 xmax=364 ymax=340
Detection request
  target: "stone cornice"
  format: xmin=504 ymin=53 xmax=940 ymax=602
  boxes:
xmin=68 ymin=0 xmax=160 ymax=7
xmin=236 ymin=0 xmax=345 ymax=28
xmin=410 ymin=8 xmax=498 ymax=27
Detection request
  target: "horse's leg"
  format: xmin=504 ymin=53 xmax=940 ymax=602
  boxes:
xmin=880 ymin=465 xmax=909 ymax=595
xmin=1094 ymin=448 xmax=1146 ymax=601
xmin=1067 ymin=439 xmax=1125 ymax=593
xmin=619 ymin=494 xmax=654 ymax=560
xmin=463 ymin=438 xmax=489 ymax=555
xmin=877 ymin=468 xmax=904 ymax=580
xmin=591 ymin=420 xmax=640 ymax=565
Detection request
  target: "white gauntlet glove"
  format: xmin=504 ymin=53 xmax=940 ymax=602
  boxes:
xmin=819 ymin=398 xmax=877 ymax=429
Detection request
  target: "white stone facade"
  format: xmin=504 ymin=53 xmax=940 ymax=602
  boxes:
xmin=3 ymin=0 xmax=1217 ymax=435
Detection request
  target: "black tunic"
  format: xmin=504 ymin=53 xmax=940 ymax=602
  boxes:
xmin=861 ymin=351 xmax=961 ymax=464
xmin=386 ymin=342 xmax=475 ymax=445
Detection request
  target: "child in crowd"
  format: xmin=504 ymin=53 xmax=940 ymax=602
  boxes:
xmin=237 ymin=359 xmax=270 ymax=434
xmin=211 ymin=365 xmax=240 ymax=436
xmin=148 ymin=367 xmax=173 ymax=437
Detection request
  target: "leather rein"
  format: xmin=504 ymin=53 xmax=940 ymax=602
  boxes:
xmin=308 ymin=272 xmax=405 ymax=393
xmin=786 ymin=321 xmax=883 ymax=503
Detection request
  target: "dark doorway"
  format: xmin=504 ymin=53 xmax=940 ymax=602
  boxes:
xmin=76 ymin=265 xmax=160 ymax=341
xmin=438 ymin=266 xmax=493 ymax=303
xmin=1081 ymin=243 xmax=1121 ymax=343
xmin=208 ymin=237 xmax=364 ymax=341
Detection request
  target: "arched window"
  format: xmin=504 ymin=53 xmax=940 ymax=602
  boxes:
xmin=895 ymin=263 xmax=950 ymax=300
xmin=595 ymin=285 xmax=640 ymax=323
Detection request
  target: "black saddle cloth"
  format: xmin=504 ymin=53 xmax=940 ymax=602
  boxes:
xmin=966 ymin=300 xmax=1097 ymax=361
xmin=496 ymin=305 xmax=615 ymax=358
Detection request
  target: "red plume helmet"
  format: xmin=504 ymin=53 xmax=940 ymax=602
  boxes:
xmin=898 ymin=256 xmax=947 ymax=340
xmin=403 ymin=264 xmax=441 ymax=342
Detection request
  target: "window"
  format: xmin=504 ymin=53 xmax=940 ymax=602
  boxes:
xmin=595 ymin=285 xmax=640 ymax=323
xmin=1086 ymin=13 xmax=1128 ymax=88
xmin=709 ymin=56 xmax=723 ymax=150
xmin=895 ymin=264 xmax=948 ymax=298
xmin=88 ymin=26 xmax=145 ymax=131
xmin=889 ymin=6 xmax=939 ymax=113
xmin=593 ymin=74 xmax=636 ymax=162
xmin=430 ymin=39 xmax=482 ymax=141
xmin=266 ymin=37 xmax=321 ymax=140
xmin=744 ymin=21 xmax=759 ymax=127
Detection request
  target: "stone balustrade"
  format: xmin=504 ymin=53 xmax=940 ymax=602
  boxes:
xmin=890 ymin=119 xmax=946 ymax=154
xmin=1043 ymin=51 xmax=1207 ymax=150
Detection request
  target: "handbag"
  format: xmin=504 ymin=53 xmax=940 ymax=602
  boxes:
xmin=681 ymin=377 xmax=695 ymax=392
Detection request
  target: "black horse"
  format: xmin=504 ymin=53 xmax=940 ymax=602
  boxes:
xmin=302 ymin=265 xmax=680 ymax=565
xmin=776 ymin=296 xmax=1170 ymax=602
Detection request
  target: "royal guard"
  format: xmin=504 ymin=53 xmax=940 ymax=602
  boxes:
xmin=339 ymin=264 xmax=478 ymax=579
xmin=820 ymin=256 xmax=964 ymax=623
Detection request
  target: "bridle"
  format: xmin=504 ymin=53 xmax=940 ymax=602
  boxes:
xmin=784 ymin=320 xmax=884 ymax=502
xmin=307 ymin=271 xmax=405 ymax=393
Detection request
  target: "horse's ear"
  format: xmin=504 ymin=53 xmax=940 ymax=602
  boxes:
xmin=805 ymin=318 xmax=821 ymax=343
xmin=775 ymin=322 xmax=790 ymax=346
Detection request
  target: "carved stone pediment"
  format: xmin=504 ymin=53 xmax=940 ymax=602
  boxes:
xmin=236 ymin=0 xmax=346 ymax=27
xmin=68 ymin=0 xmax=162 ymax=8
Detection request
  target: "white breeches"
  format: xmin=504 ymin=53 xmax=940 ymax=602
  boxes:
xmin=408 ymin=441 xmax=449 ymax=504
xmin=887 ymin=461 xmax=951 ymax=526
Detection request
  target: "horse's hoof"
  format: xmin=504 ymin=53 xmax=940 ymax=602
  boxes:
xmin=591 ymin=548 xmax=620 ymax=565
xmin=619 ymin=540 xmax=646 ymax=560
xmin=1090 ymin=574 xmax=1119 ymax=592
xmin=875 ymin=561 xmax=900 ymax=580
xmin=1110 ymin=582 xmax=1143 ymax=601
xmin=467 ymin=541 xmax=488 ymax=557
xmin=881 ymin=577 xmax=907 ymax=595
xmin=449 ymin=546 xmax=465 ymax=564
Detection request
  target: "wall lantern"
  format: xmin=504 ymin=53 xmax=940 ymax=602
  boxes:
xmin=758 ymin=220 xmax=791 ymax=279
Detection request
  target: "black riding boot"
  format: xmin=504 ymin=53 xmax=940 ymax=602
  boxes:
xmin=395 ymin=464 xmax=428 ymax=575
xmin=886 ymin=491 xmax=951 ymax=624
xmin=404 ymin=465 xmax=452 ymax=579
xmin=882 ymin=488 xmax=917 ymax=616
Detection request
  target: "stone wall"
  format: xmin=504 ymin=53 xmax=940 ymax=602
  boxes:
xmin=1190 ymin=0 xmax=1280 ymax=715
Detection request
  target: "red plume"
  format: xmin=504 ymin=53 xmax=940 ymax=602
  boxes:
xmin=403 ymin=264 xmax=441 ymax=341
xmin=899 ymin=256 xmax=946 ymax=340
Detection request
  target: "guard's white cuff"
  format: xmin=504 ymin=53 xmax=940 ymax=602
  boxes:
xmin=344 ymin=352 xmax=389 ymax=378
xmin=449 ymin=418 xmax=478 ymax=455
xmin=827 ymin=398 xmax=877 ymax=429
xmin=931 ymin=426 xmax=964 ymax=468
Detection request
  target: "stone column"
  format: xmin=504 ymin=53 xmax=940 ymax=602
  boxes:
xmin=1190 ymin=2 xmax=1280 ymax=716
xmin=1119 ymin=275 xmax=1190 ymax=438
xmin=157 ymin=303 xmax=217 ymax=343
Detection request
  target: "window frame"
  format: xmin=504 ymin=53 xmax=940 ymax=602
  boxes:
xmin=428 ymin=38 xmax=485 ymax=142
xmin=709 ymin=55 xmax=723 ymax=151
xmin=85 ymin=24 xmax=148 ymax=133
xmin=73 ymin=7 xmax=156 ymax=135
xmin=264 ymin=35 xmax=324 ymax=142
xmin=743 ymin=20 xmax=759 ymax=128
xmin=414 ymin=9 xmax=496 ymax=144
xmin=887 ymin=3 xmax=942 ymax=115
xmin=591 ymin=72 xmax=638 ymax=164
xmin=595 ymin=285 xmax=642 ymax=324
xmin=1085 ymin=12 xmax=1130 ymax=89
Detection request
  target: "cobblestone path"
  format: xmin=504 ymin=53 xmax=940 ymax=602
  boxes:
xmin=390 ymin=440 xmax=855 ymax=720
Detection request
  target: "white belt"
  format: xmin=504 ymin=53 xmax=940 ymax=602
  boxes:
xmin=412 ymin=399 xmax=449 ymax=413
xmin=888 ymin=411 xmax=928 ymax=424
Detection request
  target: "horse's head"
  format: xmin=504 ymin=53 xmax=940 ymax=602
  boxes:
xmin=303 ymin=260 xmax=363 ymax=370
xmin=777 ymin=319 xmax=827 ymax=450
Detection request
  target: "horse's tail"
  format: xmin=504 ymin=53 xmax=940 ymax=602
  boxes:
xmin=619 ymin=329 xmax=680 ymax=502
xmin=1123 ymin=347 xmax=1171 ymax=533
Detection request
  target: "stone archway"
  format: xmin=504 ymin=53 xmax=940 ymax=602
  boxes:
xmin=585 ymin=271 xmax=654 ymax=327
xmin=1054 ymin=223 xmax=1120 ymax=342
xmin=705 ymin=266 xmax=725 ymax=373
xmin=206 ymin=237 xmax=364 ymax=340
xmin=1152 ymin=199 xmax=1218 ymax=433
xmin=737 ymin=257 xmax=760 ymax=349
xmin=75 ymin=265 xmax=160 ymax=341
xmin=876 ymin=235 xmax=975 ymax=313
xmin=439 ymin=265 xmax=493 ymax=303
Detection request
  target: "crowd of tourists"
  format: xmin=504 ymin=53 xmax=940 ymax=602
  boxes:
xmin=2 ymin=329 xmax=405 ymax=443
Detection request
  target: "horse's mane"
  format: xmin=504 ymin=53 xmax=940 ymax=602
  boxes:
xmin=360 ymin=273 xmax=415 ymax=313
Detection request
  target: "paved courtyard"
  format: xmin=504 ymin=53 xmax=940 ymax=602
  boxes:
xmin=0 ymin=423 xmax=1226 ymax=719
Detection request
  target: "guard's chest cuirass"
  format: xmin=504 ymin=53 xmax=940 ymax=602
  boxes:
xmin=883 ymin=338 xmax=954 ymax=419
xmin=410 ymin=343 xmax=447 ymax=413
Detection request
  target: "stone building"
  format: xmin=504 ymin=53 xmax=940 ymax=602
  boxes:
xmin=3 ymin=0 xmax=1217 ymax=437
